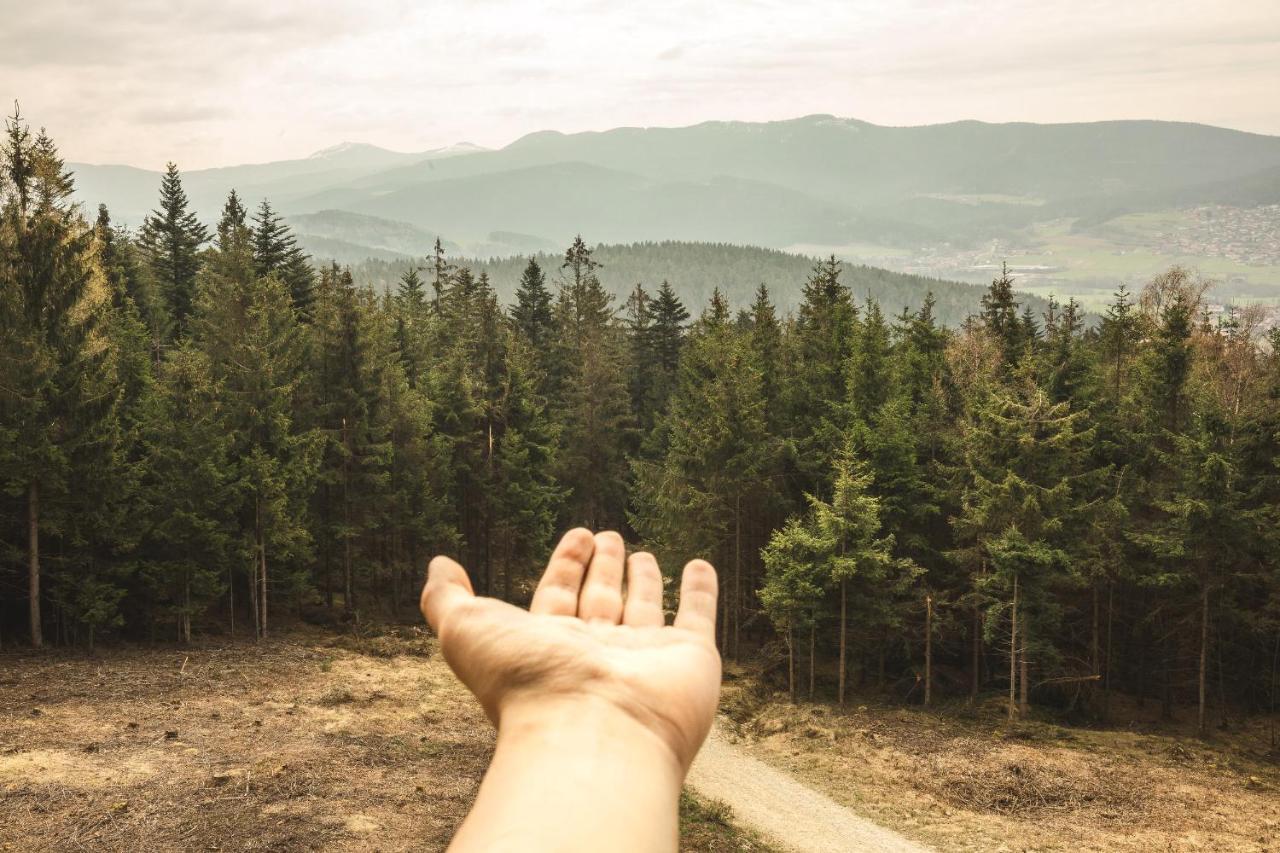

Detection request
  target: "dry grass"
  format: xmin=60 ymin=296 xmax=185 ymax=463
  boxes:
xmin=0 ymin=629 xmax=764 ymax=852
xmin=0 ymin=629 xmax=489 ymax=851
xmin=678 ymin=790 xmax=778 ymax=852
xmin=719 ymin=671 xmax=1280 ymax=852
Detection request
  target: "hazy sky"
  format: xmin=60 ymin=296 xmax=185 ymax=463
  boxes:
xmin=4 ymin=0 xmax=1278 ymax=169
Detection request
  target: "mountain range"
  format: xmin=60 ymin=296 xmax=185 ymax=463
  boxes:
xmin=67 ymin=115 xmax=1280 ymax=300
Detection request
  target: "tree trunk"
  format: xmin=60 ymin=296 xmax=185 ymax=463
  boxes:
xmin=1104 ymin=582 xmax=1114 ymax=721
xmin=733 ymin=493 xmax=742 ymax=662
xmin=1161 ymin=611 xmax=1174 ymax=721
xmin=1091 ymin=581 xmax=1100 ymax=676
xmin=925 ymin=593 xmax=933 ymax=707
xmin=838 ymin=579 xmax=848 ymax=705
xmin=182 ymin=570 xmax=192 ymax=644
xmin=228 ymin=562 xmax=235 ymax=638
xmin=1009 ymin=574 xmax=1019 ymax=721
xmin=787 ymin=628 xmax=796 ymax=704
xmin=808 ymin=623 xmax=816 ymax=701
xmin=1019 ymin=633 xmax=1030 ymax=715
xmin=1216 ymin=619 xmax=1229 ymax=731
xmin=28 ymin=480 xmax=42 ymax=648
xmin=259 ymin=522 xmax=268 ymax=639
xmin=719 ymin=566 xmax=728 ymax=655
xmin=1268 ymin=630 xmax=1279 ymax=751
xmin=248 ymin=550 xmax=259 ymax=642
xmin=970 ymin=605 xmax=982 ymax=704
xmin=1198 ymin=586 xmax=1209 ymax=737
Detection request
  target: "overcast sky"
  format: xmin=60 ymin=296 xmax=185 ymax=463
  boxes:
xmin=3 ymin=0 xmax=1278 ymax=169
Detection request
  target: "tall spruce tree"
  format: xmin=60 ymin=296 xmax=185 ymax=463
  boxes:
xmin=785 ymin=255 xmax=857 ymax=498
xmin=137 ymin=163 xmax=207 ymax=337
xmin=193 ymin=192 xmax=320 ymax=638
xmin=251 ymin=198 xmax=315 ymax=315
xmin=0 ymin=112 xmax=115 ymax=646
xmin=554 ymin=237 xmax=632 ymax=529
xmin=632 ymin=293 xmax=779 ymax=657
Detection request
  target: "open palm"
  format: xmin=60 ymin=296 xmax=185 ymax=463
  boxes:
xmin=421 ymin=529 xmax=721 ymax=771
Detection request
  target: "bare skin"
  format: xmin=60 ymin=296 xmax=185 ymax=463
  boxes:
xmin=420 ymin=528 xmax=722 ymax=852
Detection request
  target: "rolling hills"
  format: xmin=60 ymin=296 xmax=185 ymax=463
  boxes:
xmin=66 ymin=115 xmax=1280 ymax=308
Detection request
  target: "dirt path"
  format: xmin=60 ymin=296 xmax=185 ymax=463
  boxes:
xmin=688 ymin=725 xmax=930 ymax=853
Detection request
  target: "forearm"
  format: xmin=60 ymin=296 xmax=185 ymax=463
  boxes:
xmin=449 ymin=697 xmax=684 ymax=852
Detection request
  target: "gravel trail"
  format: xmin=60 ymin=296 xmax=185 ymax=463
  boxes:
xmin=688 ymin=725 xmax=931 ymax=853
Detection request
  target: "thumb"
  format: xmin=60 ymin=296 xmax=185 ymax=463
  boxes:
xmin=420 ymin=555 xmax=476 ymax=635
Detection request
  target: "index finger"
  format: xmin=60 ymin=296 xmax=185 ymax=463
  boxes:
xmin=529 ymin=528 xmax=595 ymax=615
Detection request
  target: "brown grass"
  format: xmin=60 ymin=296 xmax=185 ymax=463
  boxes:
xmin=719 ymin=670 xmax=1280 ymax=852
xmin=0 ymin=629 xmax=765 ymax=852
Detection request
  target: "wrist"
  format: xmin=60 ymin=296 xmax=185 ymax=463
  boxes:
xmin=496 ymin=693 xmax=687 ymax=784
xmin=449 ymin=695 xmax=683 ymax=852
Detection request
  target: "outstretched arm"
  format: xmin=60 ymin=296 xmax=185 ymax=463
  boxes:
xmin=420 ymin=529 xmax=721 ymax=852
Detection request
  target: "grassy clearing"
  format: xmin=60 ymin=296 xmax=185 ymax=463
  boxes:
xmin=0 ymin=630 xmax=762 ymax=852
xmin=718 ymin=669 xmax=1280 ymax=852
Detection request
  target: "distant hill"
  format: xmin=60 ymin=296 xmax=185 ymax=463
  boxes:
xmin=69 ymin=141 xmax=491 ymax=227
xmin=68 ymin=115 xmax=1280 ymax=249
xmin=286 ymin=210 xmax=448 ymax=259
xmin=346 ymin=240 xmax=1049 ymax=328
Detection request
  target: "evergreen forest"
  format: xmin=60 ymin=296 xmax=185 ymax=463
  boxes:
xmin=4 ymin=110 xmax=1279 ymax=736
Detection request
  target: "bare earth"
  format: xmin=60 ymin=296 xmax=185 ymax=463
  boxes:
xmin=0 ymin=631 xmax=767 ymax=852
xmin=689 ymin=726 xmax=928 ymax=853
xmin=0 ymin=630 xmax=491 ymax=851
xmin=5 ymin=634 xmax=1277 ymax=852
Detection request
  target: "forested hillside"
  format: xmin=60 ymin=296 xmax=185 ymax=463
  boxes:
xmin=4 ymin=112 xmax=1279 ymax=736
xmin=346 ymin=242 xmax=1038 ymax=326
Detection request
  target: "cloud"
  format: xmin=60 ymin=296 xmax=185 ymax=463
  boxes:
xmin=2 ymin=0 xmax=1277 ymax=168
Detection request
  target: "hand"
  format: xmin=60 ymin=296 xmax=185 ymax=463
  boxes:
xmin=420 ymin=528 xmax=721 ymax=773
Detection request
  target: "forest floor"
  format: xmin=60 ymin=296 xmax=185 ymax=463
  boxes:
xmin=718 ymin=667 xmax=1280 ymax=852
xmin=5 ymin=630 xmax=1279 ymax=852
xmin=0 ymin=628 xmax=770 ymax=852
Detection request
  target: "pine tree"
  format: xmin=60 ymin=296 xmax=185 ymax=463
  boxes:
xmin=1133 ymin=403 xmax=1263 ymax=736
xmin=430 ymin=237 xmax=455 ymax=313
xmin=848 ymin=297 xmax=892 ymax=424
xmin=632 ymin=295 xmax=779 ymax=656
xmin=511 ymin=257 xmax=553 ymax=349
xmin=398 ymin=266 xmax=427 ymax=307
xmin=140 ymin=344 xmax=234 ymax=641
xmin=393 ymin=265 xmax=431 ymax=389
xmin=785 ymin=255 xmax=857 ymax=498
xmin=0 ymin=112 xmax=115 ymax=646
xmin=649 ymin=280 xmax=690 ymax=414
xmin=137 ymin=162 xmax=207 ymax=337
xmin=193 ymin=193 xmax=320 ymax=638
xmin=952 ymin=364 xmax=1102 ymax=717
xmin=251 ymin=198 xmax=314 ymax=315
xmin=812 ymin=453 xmax=919 ymax=704
xmin=761 ymin=517 xmax=829 ymax=701
xmin=624 ymin=282 xmax=658 ymax=436
xmin=980 ymin=262 xmax=1025 ymax=371
xmin=490 ymin=334 xmax=563 ymax=600
xmin=553 ymin=237 xmax=632 ymax=529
